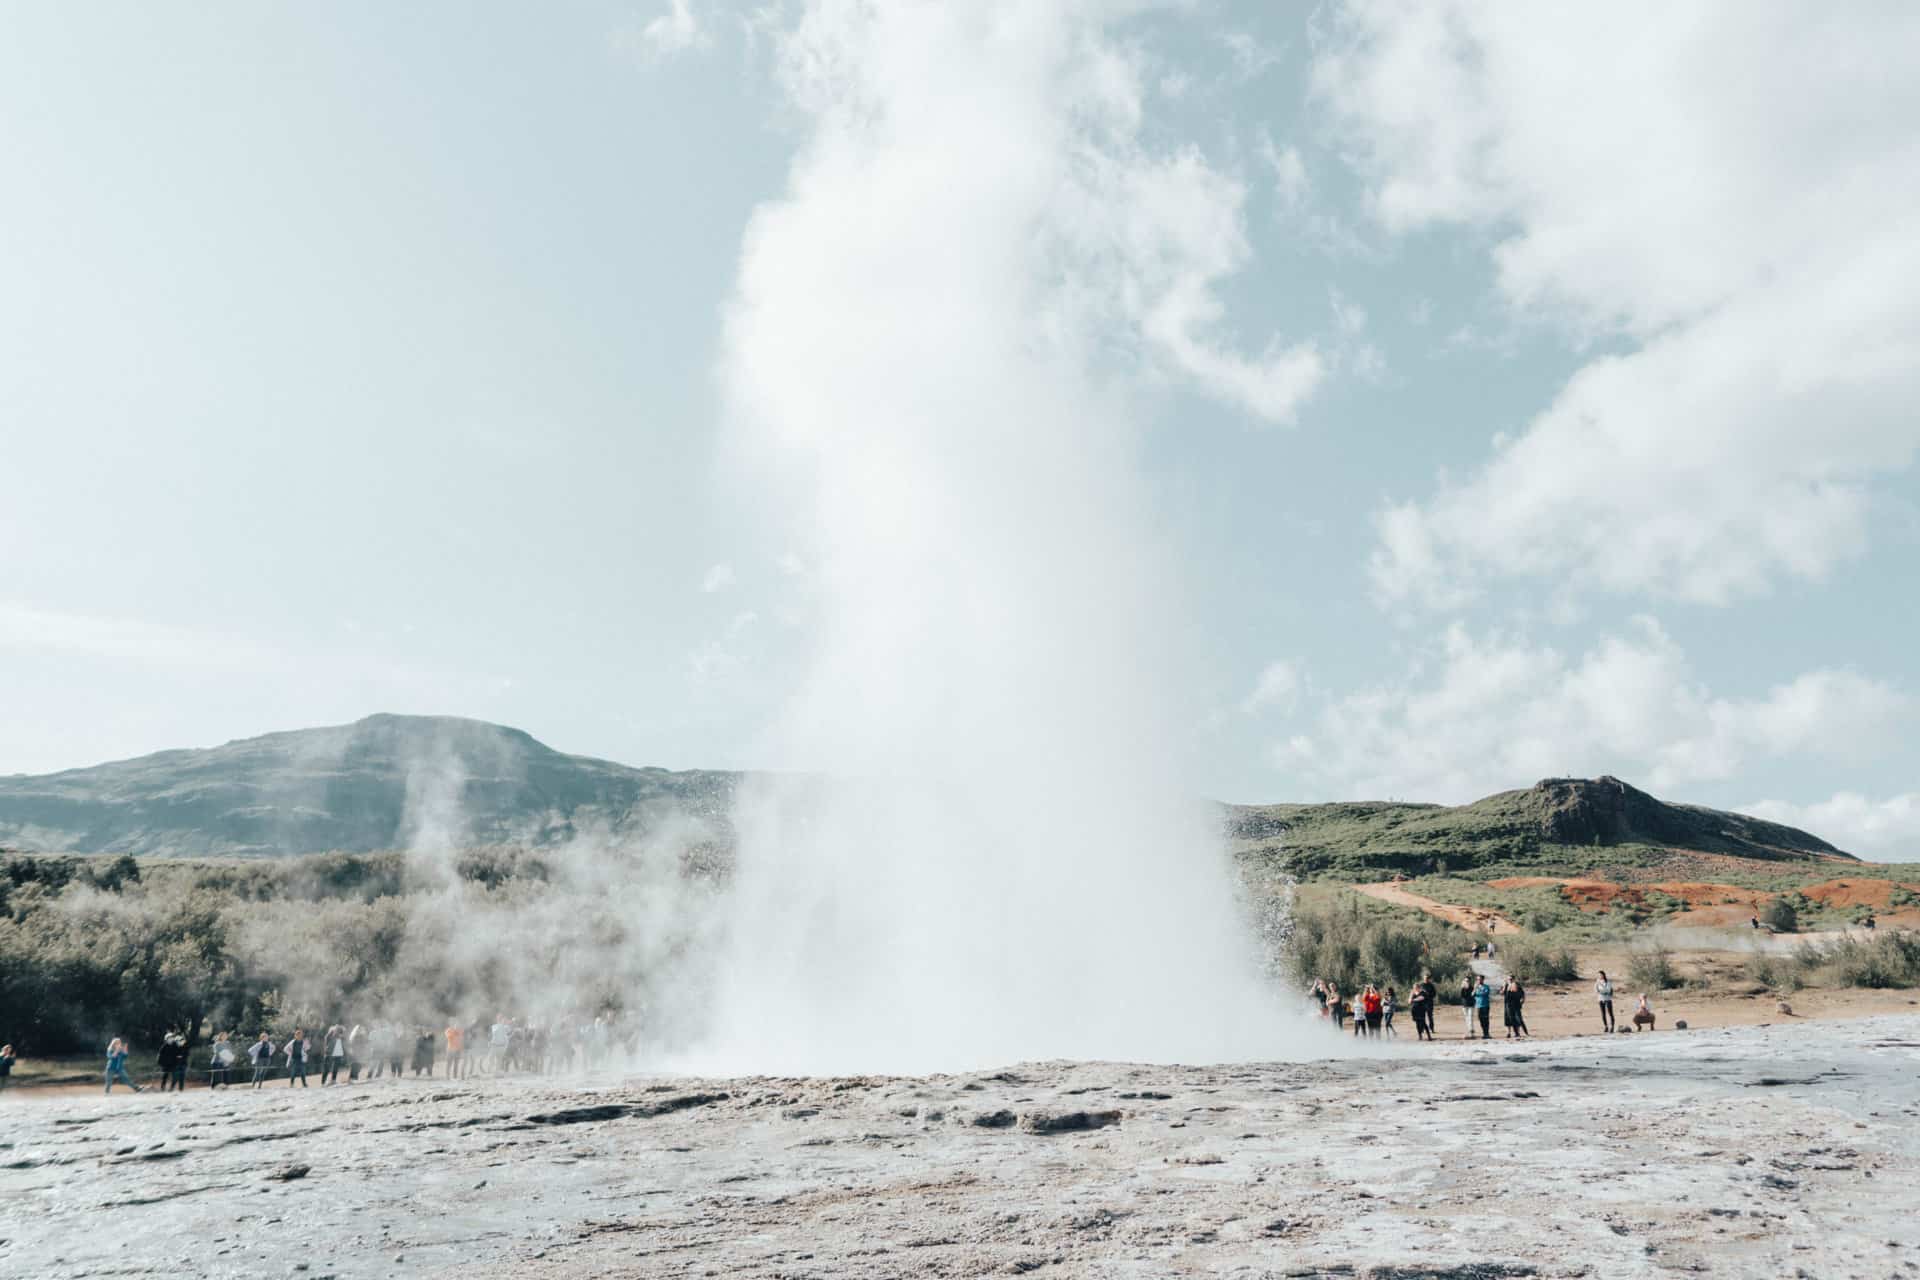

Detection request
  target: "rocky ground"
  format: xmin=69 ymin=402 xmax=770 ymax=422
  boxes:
xmin=5 ymin=1017 xmax=1918 ymax=1280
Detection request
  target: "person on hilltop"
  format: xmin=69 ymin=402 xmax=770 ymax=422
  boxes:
xmin=248 ymin=1032 xmax=275 ymax=1087
xmin=1595 ymin=969 xmax=1616 ymax=1033
xmin=1459 ymin=974 xmax=1476 ymax=1038
xmin=104 ymin=1037 xmax=142 ymax=1094
xmin=1472 ymin=976 xmax=1493 ymax=1040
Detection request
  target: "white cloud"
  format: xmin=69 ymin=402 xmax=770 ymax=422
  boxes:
xmin=700 ymin=562 xmax=736 ymax=593
xmin=1746 ymin=793 xmax=1920 ymax=863
xmin=1314 ymin=4 xmax=1920 ymax=607
xmin=1241 ymin=659 xmax=1301 ymax=714
xmin=633 ymin=0 xmax=709 ymax=58
xmin=1275 ymin=617 xmax=1909 ymax=803
xmin=1258 ymin=133 xmax=1308 ymax=210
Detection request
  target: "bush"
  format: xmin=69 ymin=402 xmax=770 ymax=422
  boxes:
xmin=1501 ymin=939 xmax=1578 ymax=983
xmin=1762 ymin=896 xmax=1800 ymax=933
xmin=1625 ymin=946 xmax=1680 ymax=990
xmin=1285 ymin=894 xmax=1466 ymax=996
xmin=1807 ymin=932 xmax=1920 ymax=989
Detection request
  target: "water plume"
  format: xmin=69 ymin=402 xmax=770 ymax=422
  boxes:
xmin=695 ymin=2 xmax=1301 ymax=1072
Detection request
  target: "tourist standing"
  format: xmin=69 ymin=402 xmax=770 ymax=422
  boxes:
xmin=284 ymin=1028 xmax=309 ymax=1087
xmin=0 ymin=1043 xmax=14 ymax=1090
xmin=156 ymin=1033 xmax=183 ymax=1092
xmin=210 ymin=1033 xmax=236 ymax=1088
xmin=1361 ymin=984 xmax=1383 ymax=1037
xmin=1382 ymin=987 xmax=1399 ymax=1037
xmin=1472 ymin=977 xmax=1493 ymax=1039
xmin=444 ymin=1021 xmax=465 ymax=1080
xmin=1501 ymin=978 xmax=1524 ymax=1039
xmin=248 ymin=1032 xmax=274 ymax=1086
xmin=347 ymin=1024 xmax=368 ymax=1080
xmin=1595 ymin=970 xmax=1615 ymax=1032
xmin=105 ymin=1037 xmax=142 ymax=1093
xmin=320 ymin=1025 xmax=346 ymax=1085
xmin=1459 ymin=975 xmax=1476 ymax=1037
xmin=411 ymin=1026 xmax=436 ymax=1077
xmin=1326 ymin=984 xmax=1344 ymax=1033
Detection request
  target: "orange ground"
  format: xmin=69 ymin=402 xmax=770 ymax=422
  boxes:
xmin=1484 ymin=874 xmax=1920 ymax=929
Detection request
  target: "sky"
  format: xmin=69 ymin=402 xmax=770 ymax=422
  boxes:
xmin=1 ymin=2 xmax=1916 ymax=857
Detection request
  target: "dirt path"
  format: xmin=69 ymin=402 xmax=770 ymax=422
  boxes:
xmin=1353 ymin=880 xmax=1522 ymax=934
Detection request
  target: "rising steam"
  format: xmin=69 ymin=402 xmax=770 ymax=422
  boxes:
xmin=692 ymin=2 xmax=1305 ymax=1072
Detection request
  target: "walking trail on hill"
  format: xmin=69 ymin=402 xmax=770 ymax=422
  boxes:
xmin=1353 ymin=880 xmax=1522 ymax=934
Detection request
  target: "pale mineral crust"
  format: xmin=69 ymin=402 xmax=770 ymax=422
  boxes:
xmin=4 ymin=1017 xmax=1916 ymax=1279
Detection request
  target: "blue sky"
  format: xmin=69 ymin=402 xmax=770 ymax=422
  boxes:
xmin=2 ymin=2 xmax=1915 ymax=857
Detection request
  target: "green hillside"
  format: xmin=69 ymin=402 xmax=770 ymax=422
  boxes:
xmin=1228 ymin=775 xmax=1853 ymax=880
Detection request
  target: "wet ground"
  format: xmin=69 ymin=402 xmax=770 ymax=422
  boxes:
xmin=4 ymin=1016 xmax=1917 ymax=1279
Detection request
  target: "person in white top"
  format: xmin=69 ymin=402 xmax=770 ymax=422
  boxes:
xmin=1594 ymin=969 xmax=1615 ymax=1033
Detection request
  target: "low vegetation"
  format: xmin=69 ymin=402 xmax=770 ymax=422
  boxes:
xmin=1283 ymin=892 xmax=1467 ymax=995
xmin=1499 ymin=938 xmax=1579 ymax=984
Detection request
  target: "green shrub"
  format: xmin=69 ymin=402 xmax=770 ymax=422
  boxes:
xmin=1762 ymin=896 xmax=1800 ymax=933
xmin=1501 ymin=939 xmax=1578 ymax=983
xmin=1285 ymin=894 xmax=1466 ymax=995
xmin=1806 ymin=933 xmax=1920 ymax=988
xmin=1625 ymin=945 xmax=1680 ymax=990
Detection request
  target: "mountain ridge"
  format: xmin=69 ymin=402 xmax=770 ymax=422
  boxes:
xmin=0 ymin=715 xmax=1857 ymax=867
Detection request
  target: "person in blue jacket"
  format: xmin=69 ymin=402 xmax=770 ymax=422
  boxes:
xmin=1472 ymin=977 xmax=1493 ymax=1039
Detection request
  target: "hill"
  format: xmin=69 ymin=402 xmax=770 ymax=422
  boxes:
xmin=0 ymin=721 xmax=1854 ymax=873
xmin=0 ymin=714 xmax=735 ymax=858
xmin=1227 ymin=775 xmax=1855 ymax=880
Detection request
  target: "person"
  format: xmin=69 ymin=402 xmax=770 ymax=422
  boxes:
xmin=1503 ymin=977 xmax=1529 ymax=1039
xmin=1750 ymin=914 xmax=1761 ymax=930
xmin=489 ymin=1016 xmax=511 ymax=1073
xmin=1485 ymin=939 xmax=1496 ymax=960
xmin=1326 ymin=984 xmax=1344 ymax=1033
xmin=1310 ymin=979 xmax=1327 ymax=1019
xmin=284 ymin=1028 xmax=309 ymax=1087
xmin=1361 ymin=984 xmax=1384 ymax=1037
xmin=444 ymin=1021 xmax=465 ymax=1080
xmin=1459 ymin=975 xmax=1476 ymax=1037
xmin=320 ymin=1024 xmax=346 ymax=1085
xmin=1406 ymin=980 xmax=1427 ymax=1040
xmin=210 ymin=1033 xmax=236 ymax=1088
xmin=1382 ymin=986 xmax=1399 ymax=1037
xmin=386 ymin=1022 xmax=406 ymax=1079
xmin=412 ymin=1026 xmax=436 ymax=1077
xmin=156 ymin=1033 xmax=184 ymax=1092
xmin=0 ymin=1043 xmax=14 ymax=1090
xmin=1472 ymin=976 xmax=1493 ymax=1039
xmin=248 ymin=1032 xmax=275 ymax=1087
xmin=1418 ymin=974 xmax=1438 ymax=1042
xmin=1632 ymin=993 xmax=1656 ymax=1031
xmin=347 ymin=1024 xmax=368 ymax=1081
xmin=105 ymin=1037 xmax=142 ymax=1093
xmin=1595 ymin=969 xmax=1615 ymax=1033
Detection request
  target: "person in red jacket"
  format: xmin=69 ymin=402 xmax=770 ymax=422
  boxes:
xmin=1361 ymin=984 xmax=1384 ymax=1037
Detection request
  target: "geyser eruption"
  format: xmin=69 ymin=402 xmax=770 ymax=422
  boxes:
xmin=698 ymin=2 xmax=1300 ymax=1072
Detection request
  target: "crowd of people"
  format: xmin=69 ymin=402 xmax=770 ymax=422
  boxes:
xmin=1309 ymin=966 xmax=1659 ymax=1041
xmin=91 ymin=1011 xmax=643 ymax=1094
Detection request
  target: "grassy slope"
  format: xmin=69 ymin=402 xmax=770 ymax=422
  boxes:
xmin=1227 ymin=776 xmax=1860 ymax=882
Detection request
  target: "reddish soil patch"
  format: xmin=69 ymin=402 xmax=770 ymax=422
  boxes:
xmin=1798 ymin=878 xmax=1920 ymax=909
xmin=1489 ymin=876 xmax=1768 ymax=922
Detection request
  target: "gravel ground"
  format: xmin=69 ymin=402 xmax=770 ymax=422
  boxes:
xmin=4 ymin=1016 xmax=1917 ymax=1279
